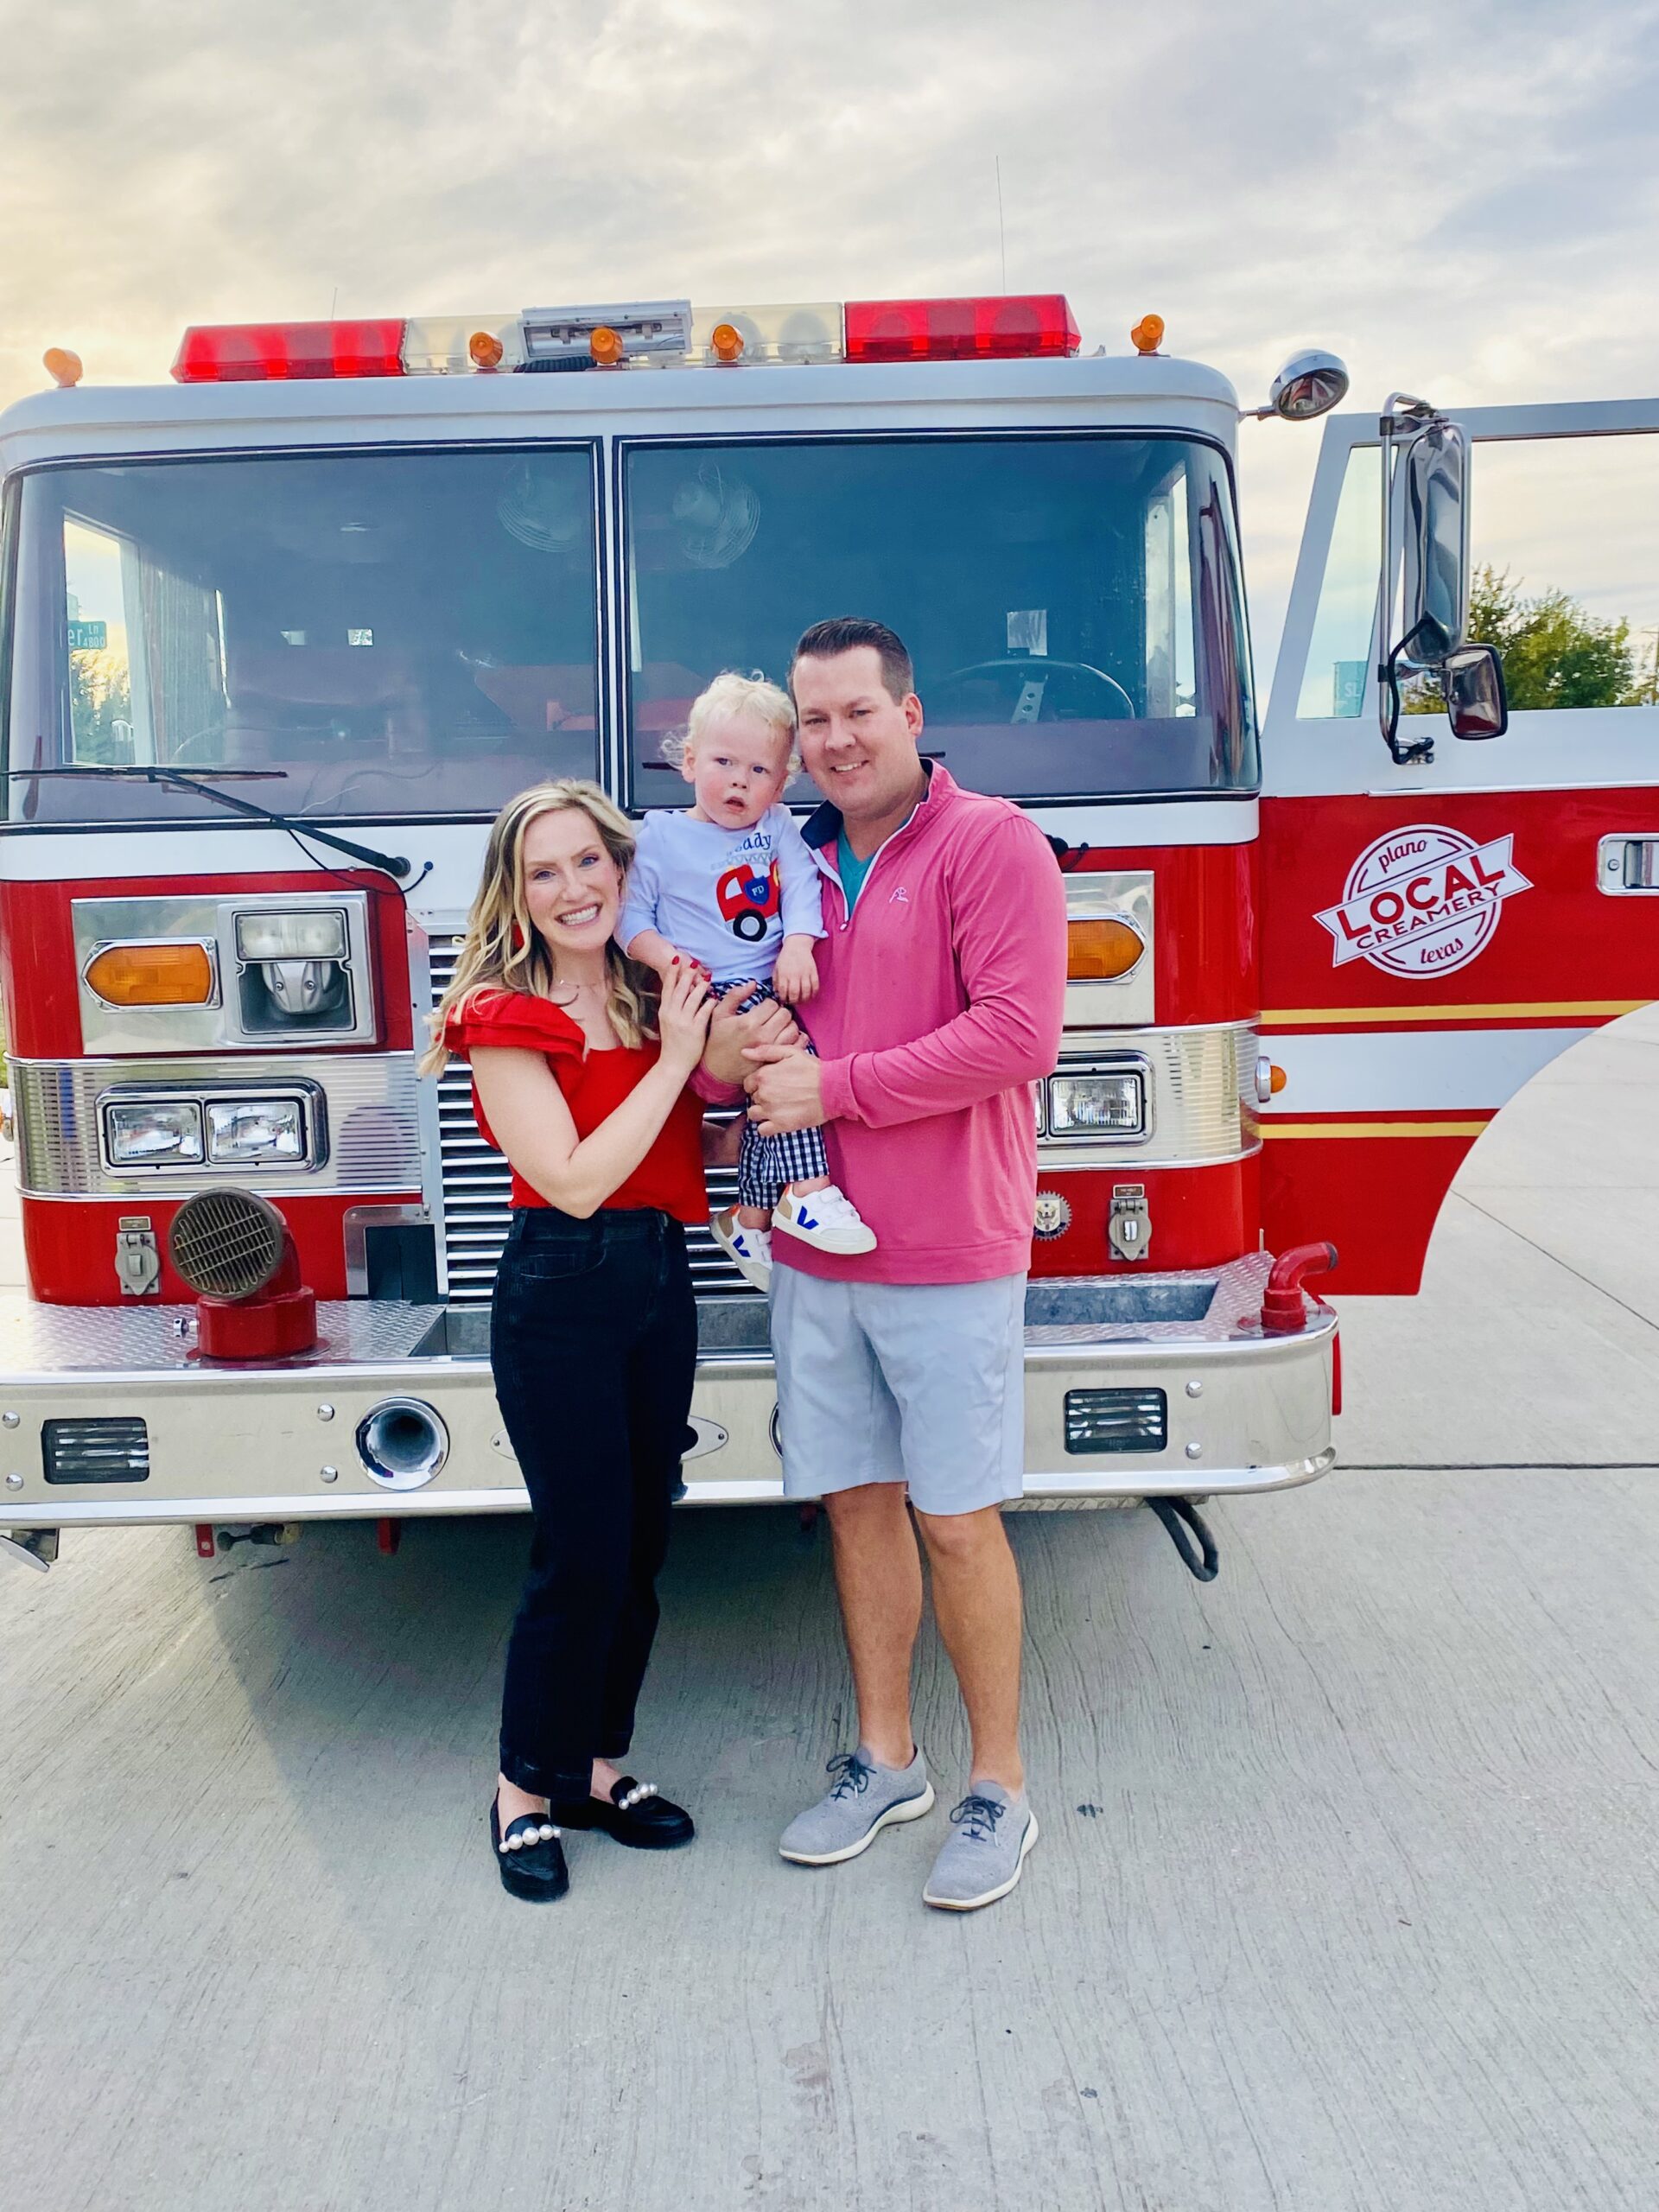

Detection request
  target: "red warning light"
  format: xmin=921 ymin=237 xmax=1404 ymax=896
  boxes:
xmin=844 ymin=295 xmax=1080 ymax=364
xmin=172 ymin=320 xmax=408 ymax=384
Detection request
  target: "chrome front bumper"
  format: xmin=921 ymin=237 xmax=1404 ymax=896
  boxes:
xmin=0 ymin=1255 xmax=1335 ymax=1530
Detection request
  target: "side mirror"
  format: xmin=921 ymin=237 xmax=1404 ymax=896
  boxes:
xmin=1443 ymin=643 xmax=1508 ymax=740
xmin=1377 ymin=401 xmax=1490 ymax=765
xmin=1396 ymin=420 xmax=1470 ymax=666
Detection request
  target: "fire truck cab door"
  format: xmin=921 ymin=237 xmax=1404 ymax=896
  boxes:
xmin=1260 ymin=397 xmax=1659 ymax=1292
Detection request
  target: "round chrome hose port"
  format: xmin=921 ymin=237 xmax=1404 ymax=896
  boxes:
xmin=355 ymin=1398 xmax=449 ymax=1491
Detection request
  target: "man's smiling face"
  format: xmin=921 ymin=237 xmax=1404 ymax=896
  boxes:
xmin=791 ymin=645 xmax=925 ymax=827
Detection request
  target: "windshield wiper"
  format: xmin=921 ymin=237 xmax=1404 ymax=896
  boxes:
xmin=7 ymin=764 xmax=411 ymax=879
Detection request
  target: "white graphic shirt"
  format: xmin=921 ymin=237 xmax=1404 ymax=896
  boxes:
xmin=620 ymin=805 xmax=824 ymax=984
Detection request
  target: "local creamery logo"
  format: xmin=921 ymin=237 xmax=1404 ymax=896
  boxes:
xmin=1315 ymin=823 xmax=1531 ymax=979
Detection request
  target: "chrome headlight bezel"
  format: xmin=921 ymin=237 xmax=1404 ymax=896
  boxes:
xmin=101 ymin=1095 xmax=207 ymax=1170
xmin=97 ymin=1082 xmax=326 ymax=1176
xmin=205 ymin=1094 xmax=310 ymax=1166
xmin=232 ymin=908 xmax=350 ymax=963
xmin=1044 ymin=1058 xmax=1150 ymax=1143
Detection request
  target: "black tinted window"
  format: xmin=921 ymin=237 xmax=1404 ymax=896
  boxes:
xmin=623 ymin=435 xmax=1255 ymax=803
xmin=5 ymin=448 xmax=600 ymax=823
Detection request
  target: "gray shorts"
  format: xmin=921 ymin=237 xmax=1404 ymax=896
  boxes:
xmin=770 ymin=1268 xmax=1027 ymax=1516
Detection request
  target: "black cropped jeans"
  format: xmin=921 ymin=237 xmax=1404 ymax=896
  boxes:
xmin=491 ymin=1205 xmax=697 ymax=1802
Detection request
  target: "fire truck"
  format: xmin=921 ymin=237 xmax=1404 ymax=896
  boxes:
xmin=1 ymin=296 xmax=1653 ymax=1578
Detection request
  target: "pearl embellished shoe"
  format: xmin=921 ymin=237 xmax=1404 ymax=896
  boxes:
xmin=552 ymin=1775 xmax=695 ymax=1850
xmin=489 ymin=1794 xmax=570 ymax=1903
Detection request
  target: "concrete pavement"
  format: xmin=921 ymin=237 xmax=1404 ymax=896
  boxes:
xmin=1 ymin=1014 xmax=1656 ymax=2210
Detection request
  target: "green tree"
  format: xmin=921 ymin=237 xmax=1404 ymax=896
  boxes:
xmin=1407 ymin=565 xmax=1644 ymax=713
xmin=1470 ymin=564 xmax=1637 ymax=708
xmin=67 ymin=651 xmax=132 ymax=763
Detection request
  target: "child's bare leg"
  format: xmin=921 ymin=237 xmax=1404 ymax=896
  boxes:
xmin=736 ymin=1205 xmax=774 ymax=1230
xmin=784 ymin=1177 xmax=830 ymax=1197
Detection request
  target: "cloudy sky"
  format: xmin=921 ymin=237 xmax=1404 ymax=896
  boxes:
xmin=2 ymin=0 xmax=1656 ymax=678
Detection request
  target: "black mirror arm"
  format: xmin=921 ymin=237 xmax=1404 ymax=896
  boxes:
xmin=1379 ymin=641 xmax=1434 ymax=767
xmin=1377 ymin=614 xmax=1449 ymax=767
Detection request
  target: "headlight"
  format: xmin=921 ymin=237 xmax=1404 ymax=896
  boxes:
xmin=206 ymin=1097 xmax=307 ymax=1164
xmin=104 ymin=1098 xmax=205 ymax=1166
xmin=1046 ymin=1070 xmax=1146 ymax=1137
xmin=234 ymin=909 xmax=348 ymax=962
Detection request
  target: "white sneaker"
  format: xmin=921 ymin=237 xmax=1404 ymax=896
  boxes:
xmin=773 ymin=1185 xmax=877 ymax=1255
xmin=710 ymin=1210 xmax=772 ymax=1289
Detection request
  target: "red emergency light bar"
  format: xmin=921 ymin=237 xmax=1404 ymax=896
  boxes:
xmin=844 ymin=294 xmax=1081 ymax=363
xmin=173 ymin=319 xmax=407 ymax=384
xmin=168 ymin=294 xmax=1084 ymax=383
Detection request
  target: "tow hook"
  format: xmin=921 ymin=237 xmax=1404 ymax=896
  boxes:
xmin=0 ymin=1527 xmax=60 ymax=1573
xmin=1147 ymin=1497 xmax=1219 ymax=1582
xmin=1260 ymin=1242 xmax=1339 ymax=1333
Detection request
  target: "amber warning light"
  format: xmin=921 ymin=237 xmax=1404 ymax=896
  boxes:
xmin=1066 ymin=917 xmax=1145 ymax=981
xmin=86 ymin=941 xmax=215 ymax=1007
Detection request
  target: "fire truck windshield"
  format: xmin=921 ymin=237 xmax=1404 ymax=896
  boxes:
xmin=624 ymin=433 xmax=1255 ymax=804
xmin=3 ymin=447 xmax=601 ymax=824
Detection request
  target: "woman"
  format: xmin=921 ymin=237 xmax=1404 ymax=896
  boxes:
xmin=425 ymin=779 xmax=753 ymax=1902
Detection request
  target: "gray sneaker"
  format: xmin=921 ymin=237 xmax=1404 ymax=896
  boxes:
xmin=921 ymin=1782 xmax=1039 ymax=1910
xmin=779 ymin=1745 xmax=935 ymax=1866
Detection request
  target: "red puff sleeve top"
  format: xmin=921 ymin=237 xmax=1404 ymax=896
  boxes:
xmin=441 ymin=988 xmax=709 ymax=1224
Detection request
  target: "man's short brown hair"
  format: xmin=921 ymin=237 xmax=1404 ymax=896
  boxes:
xmin=789 ymin=617 xmax=914 ymax=704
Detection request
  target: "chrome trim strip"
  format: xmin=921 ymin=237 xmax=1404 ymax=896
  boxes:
xmin=1041 ymin=1021 xmax=1257 ymax=1168
xmin=6 ymin=1451 xmax=1337 ymax=1526
xmin=11 ymin=1052 xmax=421 ymax=1197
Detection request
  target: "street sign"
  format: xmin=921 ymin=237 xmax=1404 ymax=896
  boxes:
xmin=68 ymin=620 xmax=107 ymax=652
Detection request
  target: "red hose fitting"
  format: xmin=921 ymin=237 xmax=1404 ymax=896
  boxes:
xmin=1260 ymin=1242 xmax=1338 ymax=1334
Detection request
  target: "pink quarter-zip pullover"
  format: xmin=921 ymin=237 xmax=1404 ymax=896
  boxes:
xmin=778 ymin=763 xmax=1068 ymax=1285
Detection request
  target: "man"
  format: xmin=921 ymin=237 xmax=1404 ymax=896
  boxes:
xmin=745 ymin=616 xmax=1067 ymax=1911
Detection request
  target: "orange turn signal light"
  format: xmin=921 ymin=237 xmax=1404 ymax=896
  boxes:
xmin=1130 ymin=314 xmax=1165 ymax=357
xmin=86 ymin=941 xmax=215 ymax=1007
xmin=589 ymin=325 xmax=625 ymax=367
xmin=468 ymin=329 xmax=505 ymax=370
xmin=1268 ymin=1063 xmax=1287 ymax=1096
xmin=44 ymin=346 xmax=84 ymax=389
xmin=1066 ymin=916 xmax=1145 ymax=981
xmin=709 ymin=321 xmax=745 ymax=364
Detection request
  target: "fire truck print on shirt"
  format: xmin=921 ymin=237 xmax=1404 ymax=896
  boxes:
xmin=715 ymin=855 xmax=782 ymax=944
xmin=1316 ymin=823 xmax=1532 ymax=979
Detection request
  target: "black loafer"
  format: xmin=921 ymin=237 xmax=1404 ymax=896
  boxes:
xmin=553 ymin=1776 xmax=694 ymax=1850
xmin=489 ymin=1796 xmax=570 ymax=1902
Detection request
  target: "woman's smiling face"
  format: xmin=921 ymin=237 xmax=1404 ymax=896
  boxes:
xmin=519 ymin=804 xmax=625 ymax=958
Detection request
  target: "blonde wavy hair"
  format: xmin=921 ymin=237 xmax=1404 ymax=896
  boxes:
xmin=420 ymin=780 xmax=657 ymax=1073
xmin=658 ymin=669 xmax=799 ymax=774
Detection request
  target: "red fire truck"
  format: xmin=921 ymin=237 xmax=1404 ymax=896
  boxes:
xmin=1 ymin=297 xmax=1653 ymax=1577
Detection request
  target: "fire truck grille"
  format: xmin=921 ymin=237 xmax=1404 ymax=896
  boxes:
xmin=42 ymin=1416 xmax=150 ymax=1484
xmin=428 ymin=934 xmax=753 ymax=1306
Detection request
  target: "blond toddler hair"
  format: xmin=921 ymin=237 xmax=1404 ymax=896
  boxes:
xmin=660 ymin=670 xmax=799 ymax=773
